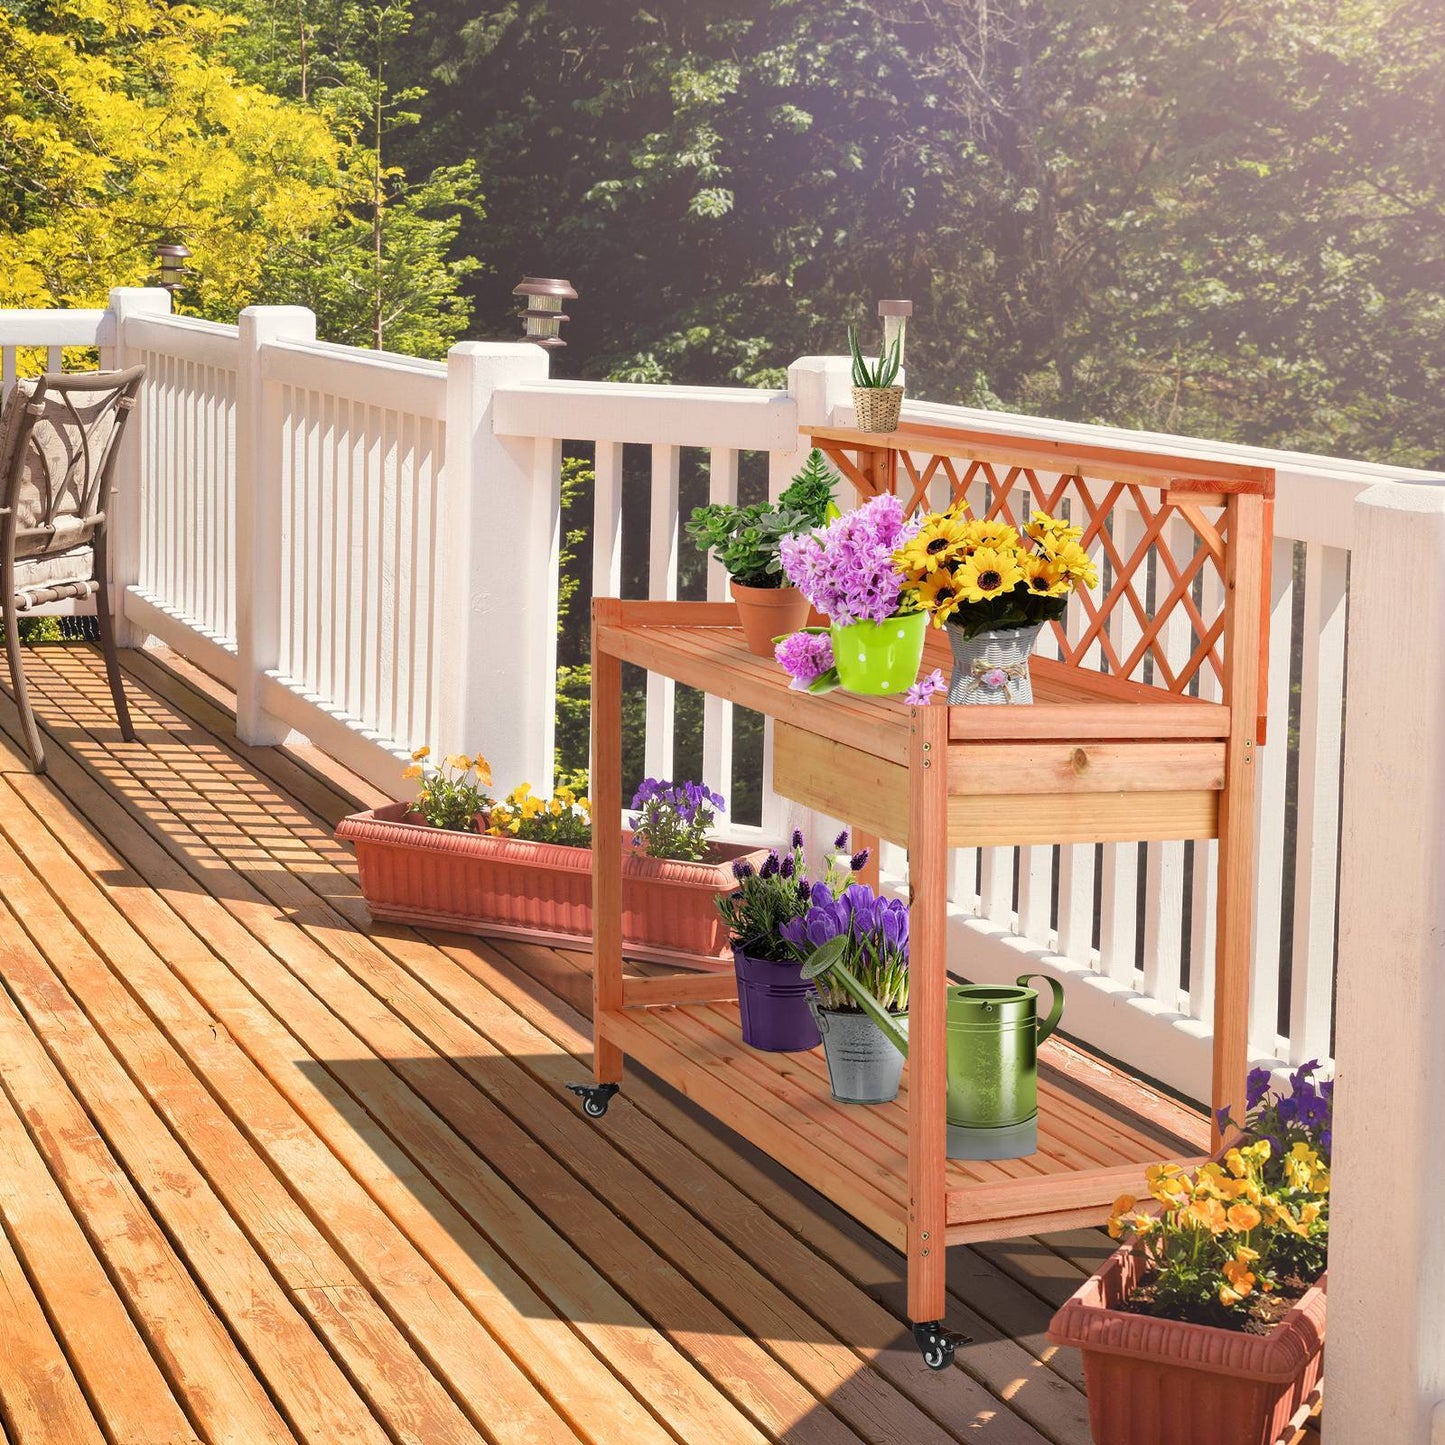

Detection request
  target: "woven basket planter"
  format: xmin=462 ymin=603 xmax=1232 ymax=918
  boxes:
xmin=1047 ymin=1243 xmax=1326 ymax=1445
xmin=336 ymin=801 xmax=768 ymax=970
xmin=852 ymin=385 xmax=903 ymax=433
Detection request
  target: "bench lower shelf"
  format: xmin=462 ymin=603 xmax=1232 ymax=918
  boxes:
xmin=596 ymin=997 xmax=1207 ymax=1249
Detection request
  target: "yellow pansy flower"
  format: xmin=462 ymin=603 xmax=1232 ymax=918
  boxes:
xmin=411 ymin=746 xmax=431 ymax=761
xmin=1226 ymin=1202 xmax=1262 ymax=1232
xmin=402 ymin=764 xmax=423 ymax=780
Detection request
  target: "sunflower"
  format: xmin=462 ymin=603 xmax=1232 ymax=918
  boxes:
xmin=959 ymin=518 xmax=1021 ymax=554
xmin=1043 ymin=538 xmax=1099 ymax=589
xmin=917 ymin=568 xmax=966 ymax=626
xmin=1024 ymin=510 xmax=1083 ymax=547
xmin=956 ymin=547 xmax=1026 ymax=603
xmin=895 ymin=510 xmax=970 ymax=575
xmin=1020 ymin=553 xmax=1071 ymax=598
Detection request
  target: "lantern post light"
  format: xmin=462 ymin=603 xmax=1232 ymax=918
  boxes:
xmin=878 ymin=299 xmax=912 ymax=365
xmin=154 ymin=242 xmax=192 ymax=295
xmin=512 ymin=277 xmax=578 ymax=349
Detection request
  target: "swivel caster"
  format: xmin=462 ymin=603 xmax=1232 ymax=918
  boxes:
xmin=912 ymin=1319 xmax=969 ymax=1370
xmin=566 ymin=1082 xmax=620 ymax=1118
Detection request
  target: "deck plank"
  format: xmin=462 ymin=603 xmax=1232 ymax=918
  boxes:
xmin=0 ymin=641 xmax=1220 ymax=1445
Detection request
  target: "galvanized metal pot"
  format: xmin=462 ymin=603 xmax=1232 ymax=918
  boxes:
xmin=946 ymin=623 xmax=1043 ymax=705
xmin=809 ymin=999 xmax=907 ymax=1104
xmin=944 ymin=975 xmax=1065 ymax=1159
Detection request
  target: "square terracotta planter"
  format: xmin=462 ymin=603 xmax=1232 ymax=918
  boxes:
xmin=1048 ymin=1244 xmax=1325 ymax=1445
xmin=336 ymin=801 xmax=768 ymax=970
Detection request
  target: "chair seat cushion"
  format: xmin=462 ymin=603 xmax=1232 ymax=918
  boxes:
xmin=12 ymin=545 xmax=95 ymax=608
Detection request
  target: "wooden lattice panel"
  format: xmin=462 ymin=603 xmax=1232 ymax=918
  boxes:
xmin=811 ymin=425 xmax=1274 ymax=715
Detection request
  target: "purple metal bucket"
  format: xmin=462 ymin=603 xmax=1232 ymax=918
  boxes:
xmin=733 ymin=948 xmax=822 ymax=1052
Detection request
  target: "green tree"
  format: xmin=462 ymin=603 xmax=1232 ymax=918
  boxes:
xmin=0 ymin=0 xmax=340 ymax=313
xmin=240 ymin=1 xmax=484 ymax=356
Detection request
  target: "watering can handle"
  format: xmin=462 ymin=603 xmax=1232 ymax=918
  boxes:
xmin=1017 ymin=973 xmax=1065 ymax=1043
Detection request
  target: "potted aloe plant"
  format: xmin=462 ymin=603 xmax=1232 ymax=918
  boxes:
xmin=848 ymin=322 xmax=904 ymax=433
xmin=776 ymin=493 xmax=927 ymax=697
xmin=894 ymin=506 xmax=1098 ymax=704
xmin=685 ymin=449 xmax=838 ymax=657
xmin=717 ymin=829 xmax=873 ymax=1052
xmin=1048 ymin=1064 xmax=1331 ymax=1445
xmin=779 ymin=878 xmax=909 ymax=1104
xmin=336 ymin=755 xmax=768 ymax=967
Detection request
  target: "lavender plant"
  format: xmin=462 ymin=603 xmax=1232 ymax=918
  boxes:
xmin=716 ymin=828 xmax=872 ymax=963
xmin=628 ymin=778 xmax=725 ymax=862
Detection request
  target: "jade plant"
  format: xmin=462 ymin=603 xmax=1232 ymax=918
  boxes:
xmin=685 ymin=449 xmax=838 ymax=588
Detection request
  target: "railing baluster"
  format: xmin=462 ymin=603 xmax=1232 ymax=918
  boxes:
xmin=1250 ymin=536 xmax=1296 ymax=1056
xmin=644 ymin=444 xmax=681 ymax=781
xmin=702 ymin=448 xmax=739 ymax=809
xmin=1289 ymin=542 xmax=1347 ymax=1064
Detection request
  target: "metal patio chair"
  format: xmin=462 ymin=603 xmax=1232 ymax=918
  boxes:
xmin=0 ymin=366 xmax=145 ymax=773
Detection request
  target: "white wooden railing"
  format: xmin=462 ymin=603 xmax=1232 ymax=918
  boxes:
xmin=5 ymin=288 xmax=1443 ymax=1108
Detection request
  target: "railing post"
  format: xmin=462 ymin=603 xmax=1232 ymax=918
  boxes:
xmin=234 ymin=305 xmax=315 ymax=745
xmin=437 ymin=341 xmax=551 ymax=791
xmin=1328 ymin=481 xmax=1445 ymax=1444
xmin=761 ymin=357 xmax=856 ymax=848
xmin=100 ymin=287 xmax=171 ymax=647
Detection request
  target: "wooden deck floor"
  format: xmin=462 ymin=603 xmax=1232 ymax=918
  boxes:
xmin=0 ymin=641 xmax=1216 ymax=1445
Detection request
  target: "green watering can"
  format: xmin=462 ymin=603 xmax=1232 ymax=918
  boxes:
xmin=802 ymin=937 xmax=1065 ymax=1160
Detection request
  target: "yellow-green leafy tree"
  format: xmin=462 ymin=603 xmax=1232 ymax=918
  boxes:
xmin=0 ymin=0 xmax=341 ymax=314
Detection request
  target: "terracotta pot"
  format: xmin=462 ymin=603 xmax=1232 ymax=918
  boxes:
xmin=729 ymin=580 xmax=811 ymax=658
xmin=1047 ymin=1244 xmax=1326 ymax=1445
xmin=336 ymin=802 xmax=767 ymax=970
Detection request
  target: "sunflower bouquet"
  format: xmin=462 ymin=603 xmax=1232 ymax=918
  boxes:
xmin=894 ymin=505 xmax=1098 ymax=639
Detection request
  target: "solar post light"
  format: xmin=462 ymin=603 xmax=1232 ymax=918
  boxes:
xmin=512 ymin=277 xmax=578 ymax=349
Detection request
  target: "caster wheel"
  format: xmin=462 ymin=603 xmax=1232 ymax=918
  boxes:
xmin=912 ymin=1320 xmax=968 ymax=1370
xmin=566 ymin=1082 xmax=620 ymax=1118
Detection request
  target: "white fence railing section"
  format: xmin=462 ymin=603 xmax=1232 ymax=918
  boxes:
xmin=5 ymin=287 xmax=1442 ymax=1106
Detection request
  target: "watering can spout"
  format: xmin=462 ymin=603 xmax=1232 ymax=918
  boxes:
xmin=799 ymin=935 xmax=910 ymax=1057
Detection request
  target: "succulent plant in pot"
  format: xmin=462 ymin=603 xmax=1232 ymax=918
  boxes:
xmin=686 ymin=449 xmax=839 ymax=657
xmin=848 ymin=322 xmax=904 ymax=433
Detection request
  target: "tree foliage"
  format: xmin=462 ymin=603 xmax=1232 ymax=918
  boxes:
xmin=0 ymin=0 xmax=340 ymax=313
xmin=409 ymin=0 xmax=1443 ymax=465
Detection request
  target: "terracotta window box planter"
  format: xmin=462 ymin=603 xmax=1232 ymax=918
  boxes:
xmin=1047 ymin=1243 xmax=1326 ymax=1445
xmin=336 ymin=801 xmax=768 ymax=970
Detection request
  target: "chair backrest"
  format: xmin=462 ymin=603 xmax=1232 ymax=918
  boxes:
xmin=0 ymin=366 xmax=145 ymax=562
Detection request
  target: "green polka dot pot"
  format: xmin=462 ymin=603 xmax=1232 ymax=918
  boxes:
xmin=829 ymin=612 xmax=928 ymax=696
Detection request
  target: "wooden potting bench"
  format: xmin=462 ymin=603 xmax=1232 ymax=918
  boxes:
xmin=579 ymin=419 xmax=1272 ymax=1367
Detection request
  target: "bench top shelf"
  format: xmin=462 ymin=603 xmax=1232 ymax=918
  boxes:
xmin=597 ymin=600 xmax=1231 ymax=758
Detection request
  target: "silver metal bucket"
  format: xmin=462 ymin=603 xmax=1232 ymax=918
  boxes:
xmin=810 ymin=1000 xmax=907 ymax=1104
xmin=946 ymin=623 xmax=1043 ymax=705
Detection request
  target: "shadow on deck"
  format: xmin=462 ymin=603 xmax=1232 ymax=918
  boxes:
xmin=0 ymin=640 xmax=1208 ymax=1444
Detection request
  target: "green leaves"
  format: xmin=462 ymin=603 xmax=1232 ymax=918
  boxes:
xmin=685 ymin=449 xmax=838 ymax=586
